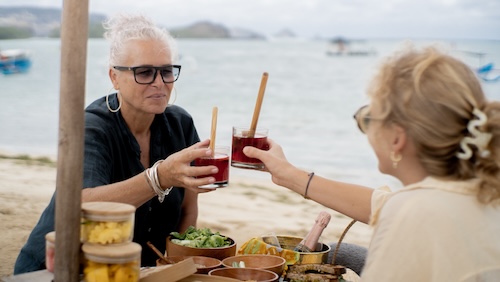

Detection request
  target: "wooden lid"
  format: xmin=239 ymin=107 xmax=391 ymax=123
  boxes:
xmin=82 ymin=242 xmax=142 ymax=262
xmin=45 ymin=231 xmax=56 ymax=243
xmin=81 ymin=201 xmax=135 ymax=220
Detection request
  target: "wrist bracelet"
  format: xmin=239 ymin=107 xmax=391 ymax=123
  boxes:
xmin=144 ymin=169 xmax=155 ymax=194
xmin=145 ymin=160 xmax=173 ymax=203
xmin=304 ymin=172 xmax=315 ymax=199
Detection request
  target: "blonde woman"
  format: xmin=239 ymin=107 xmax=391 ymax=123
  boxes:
xmin=244 ymin=46 xmax=500 ymax=281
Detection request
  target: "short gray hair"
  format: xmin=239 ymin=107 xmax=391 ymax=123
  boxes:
xmin=103 ymin=13 xmax=178 ymax=66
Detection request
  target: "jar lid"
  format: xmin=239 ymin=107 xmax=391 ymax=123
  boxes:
xmin=82 ymin=242 xmax=142 ymax=262
xmin=45 ymin=231 xmax=56 ymax=243
xmin=82 ymin=202 xmax=135 ymax=220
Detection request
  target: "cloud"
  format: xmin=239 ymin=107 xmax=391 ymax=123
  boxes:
xmin=1 ymin=0 xmax=499 ymax=39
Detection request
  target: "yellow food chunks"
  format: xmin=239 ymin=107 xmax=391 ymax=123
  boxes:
xmin=81 ymin=220 xmax=133 ymax=244
xmin=84 ymin=261 xmax=109 ymax=282
xmin=114 ymin=265 xmax=138 ymax=281
xmin=84 ymin=261 xmax=138 ymax=282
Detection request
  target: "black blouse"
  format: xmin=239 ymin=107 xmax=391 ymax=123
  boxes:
xmin=83 ymin=94 xmax=200 ymax=266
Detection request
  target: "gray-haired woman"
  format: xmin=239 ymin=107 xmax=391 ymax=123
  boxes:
xmin=14 ymin=13 xmax=218 ymax=273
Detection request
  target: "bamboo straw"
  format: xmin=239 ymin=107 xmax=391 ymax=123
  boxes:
xmin=209 ymin=106 xmax=218 ymax=156
xmin=249 ymin=72 xmax=269 ymax=137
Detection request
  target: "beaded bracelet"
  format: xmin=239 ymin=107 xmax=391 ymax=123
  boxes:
xmin=303 ymin=172 xmax=315 ymax=199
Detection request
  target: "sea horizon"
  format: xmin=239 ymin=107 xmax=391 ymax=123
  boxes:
xmin=1 ymin=37 xmax=499 ymax=189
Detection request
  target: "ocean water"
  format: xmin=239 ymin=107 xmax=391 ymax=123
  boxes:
xmin=1 ymin=38 xmax=499 ymax=189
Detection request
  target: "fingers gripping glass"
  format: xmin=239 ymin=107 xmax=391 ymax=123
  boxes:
xmin=113 ymin=65 xmax=181 ymax=84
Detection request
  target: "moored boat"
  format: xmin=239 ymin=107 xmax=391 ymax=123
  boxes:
xmin=476 ymin=62 xmax=500 ymax=82
xmin=0 ymin=49 xmax=32 ymax=75
xmin=326 ymin=37 xmax=376 ymax=56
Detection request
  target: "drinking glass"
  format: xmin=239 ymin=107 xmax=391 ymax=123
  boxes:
xmin=194 ymin=146 xmax=230 ymax=188
xmin=231 ymin=126 xmax=269 ymax=170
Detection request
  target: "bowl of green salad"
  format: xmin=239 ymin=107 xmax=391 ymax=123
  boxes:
xmin=166 ymin=226 xmax=237 ymax=260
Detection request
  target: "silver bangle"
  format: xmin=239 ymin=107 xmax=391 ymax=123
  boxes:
xmin=145 ymin=160 xmax=173 ymax=203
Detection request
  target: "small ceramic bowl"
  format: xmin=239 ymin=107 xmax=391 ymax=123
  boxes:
xmin=177 ymin=274 xmax=241 ymax=282
xmin=157 ymin=255 xmax=222 ymax=274
xmin=222 ymin=254 xmax=286 ymax=275
xmin=166 ymin=235 xmax=237 ymax=261
xmin=209 ymin=267 xmax=279 ymax=282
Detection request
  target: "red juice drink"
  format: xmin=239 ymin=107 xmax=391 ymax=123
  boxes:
xmin=194 ymin=148 xmax=230 ymax=188
xmin=231 ymin=127 xmax=269 ymax=170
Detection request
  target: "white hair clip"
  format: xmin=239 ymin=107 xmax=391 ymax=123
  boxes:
xmin=456 ymin=108 xmax=492 ymax=160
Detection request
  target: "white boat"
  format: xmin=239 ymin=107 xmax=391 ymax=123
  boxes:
xmin=0 ymin=49 xmax=32 ymax=75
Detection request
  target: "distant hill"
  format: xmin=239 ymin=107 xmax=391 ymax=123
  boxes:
xmin=169 ymin=21 xmax=230 ymax=38
xmin=0 ymin=6 xmax=106 ymax=38
xmin=0 ymin=6 xmax=267 ymax=40
xmin=169 ymin=21 xmax=265 ymax=39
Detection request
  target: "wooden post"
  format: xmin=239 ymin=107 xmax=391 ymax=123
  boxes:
xmin=54 ymin=0 xmax=89 ymax=281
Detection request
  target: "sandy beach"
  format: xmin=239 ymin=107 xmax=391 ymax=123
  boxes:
xmin=0 ymin=156 xmax=372 ymax=278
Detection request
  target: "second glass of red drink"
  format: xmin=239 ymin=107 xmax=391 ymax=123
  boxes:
xmin=194 ymin=146 xmax=230 ymax=188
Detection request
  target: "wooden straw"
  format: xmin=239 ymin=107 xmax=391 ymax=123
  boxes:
xmin=209 ymin=106 xmax=218 ymax=156
xmin=249 ymin=72 xmax=269 ymax=137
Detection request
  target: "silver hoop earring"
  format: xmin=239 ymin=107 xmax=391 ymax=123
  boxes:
xmin=106 ymin=89 xmax=122 ymax=113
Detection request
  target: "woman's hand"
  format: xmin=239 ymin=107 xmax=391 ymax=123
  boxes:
xmin=157 ymin=139 xmax=217 ymax=193
xmin=242 ymin=138 xmax=294 ymax=186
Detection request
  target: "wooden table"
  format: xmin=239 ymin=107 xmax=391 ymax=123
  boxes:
xmin=1 ymin=270 xmax=53 ymax=282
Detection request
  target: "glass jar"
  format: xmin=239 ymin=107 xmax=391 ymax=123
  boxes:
xmin=45 ymin=231 xmax=56 ymax=272
xmin=81 ymin=202 xmax=135 ymax=245
xmin=82 ymin=242 xmax=141 ymax=282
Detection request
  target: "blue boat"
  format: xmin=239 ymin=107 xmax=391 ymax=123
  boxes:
xmin=455 ymin=50 xmax=500 ymax=83
xmin=0 ymin=49 xmax=32 ymax=75
xmin=476 ymin=62 xmax=500 ymax=82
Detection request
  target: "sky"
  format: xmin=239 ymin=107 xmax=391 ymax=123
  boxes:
xmin=1 ymin=0 xmax=499 ymax=40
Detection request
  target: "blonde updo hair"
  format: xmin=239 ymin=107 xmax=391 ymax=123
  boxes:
xmin=367 ymin=45 xmax=500 ymax=204
xmin=103 ymin=13 xmax=178 ymax=66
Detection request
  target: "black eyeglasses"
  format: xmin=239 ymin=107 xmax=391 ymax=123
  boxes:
xmin=353 ymin=105 xmax=381 ymax=134
xmin=113 ymin=65 xmax=181 ymax=84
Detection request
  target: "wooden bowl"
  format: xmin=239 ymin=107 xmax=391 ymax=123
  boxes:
xmin=177 ymin=274 xmax=242 ymax=282
xmin=157 ymin=256 xmax=222 ymax=274
xmin=209 ymin=268 xmax=279 ymax=282
xmin=166 ymin=235 xmax=237 ymax=261
xmin=222 ymin=254 xmax=286 ymax=275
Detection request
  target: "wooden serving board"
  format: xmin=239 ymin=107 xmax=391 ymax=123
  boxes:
xmin=140 ymin=257 xmax=197 ymax=282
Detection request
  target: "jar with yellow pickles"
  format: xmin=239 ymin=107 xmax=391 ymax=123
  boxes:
xmin=82 ymin=242 xmax=141 ymax=282
xmin=45 ymin=231 xmax=56 ymax=272
xmin=81 ymin=202 xmax=135 ymax=245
